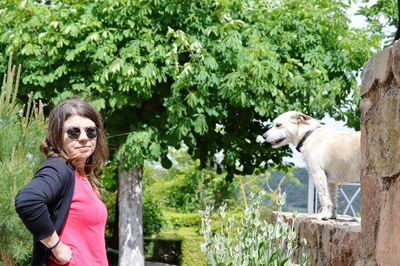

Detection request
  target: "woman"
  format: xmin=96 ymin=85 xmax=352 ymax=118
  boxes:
xmin=15 ymin=98 xmax=109 ymax=265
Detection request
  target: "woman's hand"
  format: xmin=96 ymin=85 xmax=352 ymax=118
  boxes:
xmin=41 ymin=232 xmax=72 ymax=264
xmin=49 ymin=242 xmax=72 ymax=265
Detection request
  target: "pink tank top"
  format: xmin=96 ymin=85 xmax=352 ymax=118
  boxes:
xmin=48 ymin=172 xmax=108 ymax=265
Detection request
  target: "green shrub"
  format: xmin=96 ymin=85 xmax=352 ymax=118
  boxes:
xmin=165 ymin=166 xmax=239 ymax=213
xmin=0 ymin=56 xmax=46 ymax=264
xmin=200 ymin=191 xmax=308 ymax=266
xmin=181 ymin=237 xmax=206 ymax=266
xmin=143 ymin=195 xmax=168 ymax=236
xmin=144 ymin=148 xmax=240 ymax=213
xmin=164 ymin=211 xmax=201 ymax=228
xmin=157 ymin=227 xmax=207 ymax=266
xmin=144 ymin=238 xmax=181 ymax=264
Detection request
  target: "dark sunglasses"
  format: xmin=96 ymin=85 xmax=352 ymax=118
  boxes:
xmin=66 ymin=126 xmax=99 ymax=140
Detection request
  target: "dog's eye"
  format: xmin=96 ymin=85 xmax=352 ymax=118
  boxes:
xmin=275 ymin=123 xmax=282 ymax=128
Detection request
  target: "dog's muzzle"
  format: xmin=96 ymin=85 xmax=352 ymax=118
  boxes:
xmin=270 ymin=137 xmax=286 ymax=147
xmin=262 ymin=133 xmax=285 ymax=147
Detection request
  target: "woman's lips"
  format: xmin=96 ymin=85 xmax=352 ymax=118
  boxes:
xmin=76 ymin=146 xmax=90 ymax=150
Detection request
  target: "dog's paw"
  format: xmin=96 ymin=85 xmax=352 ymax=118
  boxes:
xmin=315 ymin=209 xmax=335 ymax=220
xmin=315 ymin=213 xmax=330 ymax=220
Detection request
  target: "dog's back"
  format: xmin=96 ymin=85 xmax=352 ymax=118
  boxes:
xmin=301 ymin=128 xmax=360 ymax=184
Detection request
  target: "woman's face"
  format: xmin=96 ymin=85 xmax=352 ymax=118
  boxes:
xmin=62 ymin=115 xmax=97 ymax=159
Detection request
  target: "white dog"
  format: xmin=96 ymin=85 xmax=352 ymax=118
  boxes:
xmin=263 ymin=111 xmax=360 ymax=220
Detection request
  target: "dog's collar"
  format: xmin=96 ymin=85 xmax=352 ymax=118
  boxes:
xmin=296 ymin=130 xmax=314 ymax=152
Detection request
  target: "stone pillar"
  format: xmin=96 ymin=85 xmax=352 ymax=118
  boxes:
xmin=361 ymin=41 xmax=400 ymax=265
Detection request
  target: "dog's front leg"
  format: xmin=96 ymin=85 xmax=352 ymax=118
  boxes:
xmin=310 ymin=169 xmax=334 ymax=220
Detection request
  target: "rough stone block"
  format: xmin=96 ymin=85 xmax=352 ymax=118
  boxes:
xmin=274 ymin=213 xmax=361 ymax=266
xmin=361 ymin=41 xmax=400 ymax=265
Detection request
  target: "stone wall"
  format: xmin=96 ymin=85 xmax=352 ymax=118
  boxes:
xmin=278 ymin=213 xmax=361 ymax=266
xmin=275 ymin=42 xmax=400 ymax=266
xmin=360 ymin=40 xmax=400 ymax=266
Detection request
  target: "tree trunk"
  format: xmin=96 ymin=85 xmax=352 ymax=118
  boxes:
xmin=118 ymin=165 xmax=144 ymax=266
xmin=111 ymin=190 xmax=119 ymax=248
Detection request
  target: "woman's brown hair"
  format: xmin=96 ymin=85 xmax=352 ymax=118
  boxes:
xmin=40 ymin=98 xmax=108 ymax=194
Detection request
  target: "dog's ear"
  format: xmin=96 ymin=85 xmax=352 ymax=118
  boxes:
xmin=291 ymin=112 xmax=312 ymax=124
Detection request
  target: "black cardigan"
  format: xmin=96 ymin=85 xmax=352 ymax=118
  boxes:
xmin=15 ymin=157 xmax=75 ymax=266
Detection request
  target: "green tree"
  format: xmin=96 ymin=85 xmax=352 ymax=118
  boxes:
xmin=358 ymin=0 xmax=397 ymax=46
xmin=0 ymin=55 xmax=45 ymax=265
xmin=0 ymin=0 xmax=380 ymax=264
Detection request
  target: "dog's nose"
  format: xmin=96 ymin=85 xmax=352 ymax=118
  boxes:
xmin=262 ymin=132 xmax=268 ymax=140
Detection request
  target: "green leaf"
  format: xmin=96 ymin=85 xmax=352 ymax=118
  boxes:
xmin=240 ymin=92 xmax=247 ymax=107
xmin=54 ymin=65 xmax=67 ymax=78
xmin=21 ymin=43 xmax=34 ymax=55
xmin=142 ymin=63 xmax=158 ymax=79
xmin=186 ymin=92 xmax=197 ymax=107
xmin=50 ymin=21 xmax=59 ymax=29
xmin=193 ymin=114 xmax=208 ymax=135
xmin=64 ymin=23 xmax=79 ymax=37
xmin=149 ymin=142 xmax=161 ymax=158
xmin=91 ymin=98 xmax=106 ymax=110
xmin=109 ymin=97 xmax=117 ymax=108
xmin=109 ymin=58 xmax=123 ymax=73
xmin=204 ymin=56 xmax=218 ymax=70
xmin=87 ymin=32 xmax=100 ymax=42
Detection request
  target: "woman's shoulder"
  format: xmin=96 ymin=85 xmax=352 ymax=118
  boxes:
xmin=36 ymin=157 xmax=74 ymax=179
xmin=40 ymin=157 xmax=70 ymax=168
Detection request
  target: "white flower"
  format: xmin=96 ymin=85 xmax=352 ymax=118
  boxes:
xmin=214 ymin=123 xmax=226 ymax=134
xmin=256 ymin=135 xmax=265 ymax=144
xmin=214 ymin=149 xmax=224 ymax=165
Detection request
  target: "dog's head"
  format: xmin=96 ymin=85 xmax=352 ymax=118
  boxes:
xmin=263 ymin=111 xmax=315 ymax=148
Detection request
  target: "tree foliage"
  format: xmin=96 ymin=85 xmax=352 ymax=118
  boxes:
xmin=0 ymin=56 xmax=45 ymax=264
xmin=358 ymin=0 xmax=397 ymax=46
xmin=0 ymin=0 xmax=380 ymax=176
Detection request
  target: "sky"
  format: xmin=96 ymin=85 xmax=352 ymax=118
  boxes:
xmin=347 ymin=1 xmax=369 ymax=29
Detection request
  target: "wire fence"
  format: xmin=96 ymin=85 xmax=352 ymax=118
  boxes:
xmin=307 ymin=178 xmax=361 ymax=217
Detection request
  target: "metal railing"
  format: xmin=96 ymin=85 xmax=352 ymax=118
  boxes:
xmin=307 ymin=178 xmax=361 ymax=217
